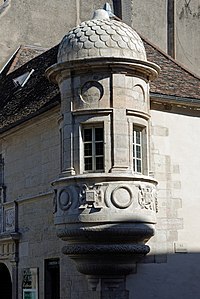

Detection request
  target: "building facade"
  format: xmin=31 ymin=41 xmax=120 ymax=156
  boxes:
xmin=0 ymin=2 xmax=200 ymax=299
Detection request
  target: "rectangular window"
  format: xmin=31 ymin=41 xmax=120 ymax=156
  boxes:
xmin=83 ymin=125 xmax=104 ymax=172
xmin=133 ymin=126 xmax=145 ymax=174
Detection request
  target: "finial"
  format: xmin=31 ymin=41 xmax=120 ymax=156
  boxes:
xmin=103 ymin=2 xmax=122 ymax=21
xmin=103 ymin=3 xmax=114 ymax=17
xmin=92 ymin=8 xmax=110 ymax=20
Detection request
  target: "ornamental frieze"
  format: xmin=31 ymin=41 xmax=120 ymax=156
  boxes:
xmin=54 ymin=179 xmax=158 ymax=222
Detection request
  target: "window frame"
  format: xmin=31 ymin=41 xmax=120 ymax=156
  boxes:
xmin=132 ymin=124 xmax=148 ymax=175
xmin=82 ymin=124 xmax=104 ymax=173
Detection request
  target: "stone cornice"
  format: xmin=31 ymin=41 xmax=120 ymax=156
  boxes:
xmin=46 ymin=57 xmax=160 ymax=84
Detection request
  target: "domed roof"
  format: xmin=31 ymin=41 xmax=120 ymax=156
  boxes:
xmin=58 ymin=9 xmax=147 ymax=63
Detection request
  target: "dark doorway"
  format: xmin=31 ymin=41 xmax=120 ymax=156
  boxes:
xmin=0 ymin=263 xmax=12 ymax=299
xmin=45 ymin=258 xmax=60 ymax=299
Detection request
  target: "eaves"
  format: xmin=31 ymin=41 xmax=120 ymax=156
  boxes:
xmin=150 ymin=92 xmax=200 ymax=108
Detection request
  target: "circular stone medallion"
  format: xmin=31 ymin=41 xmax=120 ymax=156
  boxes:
xmin=111 ymin=186 xmax=133 ymax=209
xmin=59 ymin=189 xmax=72 ymax=210
xmin=81 ymin=81 xmax=104 ymax=103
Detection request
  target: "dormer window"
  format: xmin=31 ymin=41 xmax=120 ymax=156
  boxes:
xmin=13 ymin=69 xmax=34 ymax=87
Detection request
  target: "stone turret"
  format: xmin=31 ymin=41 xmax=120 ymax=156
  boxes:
xmin=47 ymin=7 xmax=160 ymax=298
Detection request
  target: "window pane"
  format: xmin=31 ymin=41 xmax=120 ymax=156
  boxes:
xmin=136 ymin=145 xmax=141 ymax=158
xmin=84 ymin=129 xmax=92 ymax=141
xmin=84 ymin=157 xmax=92 ymax=170
xmin=96 ymin=157 xmax=104 ymax=170
xmin=95 ymin=128 xmax=103 ymax=141
xmin=95 ymin=142 xmax=104 ymax=155
xmin=84 ymin=143 xmax=92 ymax=156
xmin=137 ymin=159 xmax=141 ymax=173
xmin=136 ymin=131 xmax=141 ymax=144
xmin=133 ymin=158 xmax=136 ymax=171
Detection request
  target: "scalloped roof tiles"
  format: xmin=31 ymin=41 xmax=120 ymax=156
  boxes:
xmin=58 ymin=17 xmax=147 ymax=62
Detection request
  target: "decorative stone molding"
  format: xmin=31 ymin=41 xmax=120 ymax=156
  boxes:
xmin=0 ymin=201 xmax=20 ymax=264
xmin=80 ymin=81 xmax=104 ymax=104
xmin=0 ymin=201 xmax=17 ymax=233
xmin=54 ymin=175 xmax=157 ymax=225
xmin=138 ymin=184 xmax=158 ymax=212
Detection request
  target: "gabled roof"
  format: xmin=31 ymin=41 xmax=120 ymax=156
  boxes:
xmin=143 ymin=37 xmax=200 ymax=100
xmin=0 ymin=38 xmax=199 ymax=133
xmin=7 ymin=45 xmax=48 ymax=74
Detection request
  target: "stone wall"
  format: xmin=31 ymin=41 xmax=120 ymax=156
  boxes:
xmin=0 ymin=1 xmax=199 ymax=76
xmin=126 ymin=108 xmax=200 ymax=298
xmin=1 ymin=108 xmax=60 ymax=201
xmin=122 ymin=0 xmax=200 ymax=76
xmin=0 ymin=0 xmax=112 ymax=69
xmin=0 ymin=108 xmax=92 ymax=298
xmin=1 ymin=97 xmax=200 ymax=298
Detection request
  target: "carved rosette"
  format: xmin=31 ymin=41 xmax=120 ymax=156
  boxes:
xmin=53 ymin=174 xmax=157 ymax=276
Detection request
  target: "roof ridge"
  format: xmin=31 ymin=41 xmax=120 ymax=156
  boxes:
xmin=21 ymin=44 xmax=49 ymax=51
xmin=139 ymin=32 xmax=200 ymax=81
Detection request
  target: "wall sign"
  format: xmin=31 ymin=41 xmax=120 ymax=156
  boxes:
xmin=22 ymin=268 xmax=38 ymax=299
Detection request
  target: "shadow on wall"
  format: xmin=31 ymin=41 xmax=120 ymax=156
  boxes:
xmin=127 ymin=252 xmax=200 ymax=299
